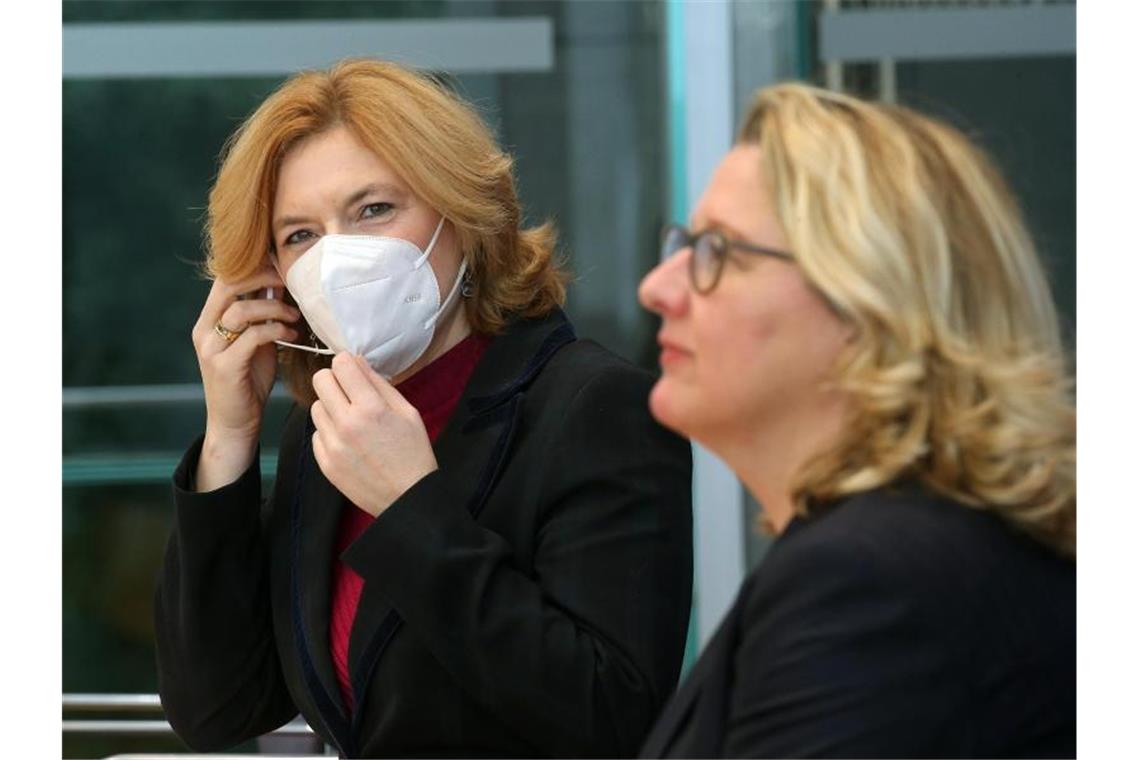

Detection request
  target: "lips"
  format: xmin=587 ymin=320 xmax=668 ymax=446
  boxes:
xmin=657 ymin=333 xmax=692 ymax=366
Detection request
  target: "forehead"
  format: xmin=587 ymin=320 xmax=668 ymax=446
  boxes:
xmin=274 ymin=125 xmax=405 ymax=207
xmin=691 ymin=144 xmax=772 ymax=231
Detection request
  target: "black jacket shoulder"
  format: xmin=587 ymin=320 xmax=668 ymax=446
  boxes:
xmin=732 ymin=483 xmax=1075 ymax=757
xmin=644 ymin=481 xmax=1075 ymax=759
xmin=533 ymin=337 xmax=658 ymax=401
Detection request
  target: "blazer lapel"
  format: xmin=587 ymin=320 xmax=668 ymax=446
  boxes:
xmin=289 ymin=415 xmax=353 ymax=751
xmin=639 ymin=600 xmax=744 ymax=758
xmin=344 ymin=309 xmax=576 ymax=727
xmin=639 ymin=663 xmax=705 ymax=758
xmin=344 ymin=391 xmax=523 ymax=713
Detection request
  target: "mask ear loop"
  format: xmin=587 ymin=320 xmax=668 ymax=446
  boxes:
xmin=418 ymin=214 xmax=464 ymax=330
xmin=425 ymin=257 xmax=469 ymax=330
xmin=266 ymin=251 xmax=280 ymax=303
xmin=276 ymin=339 xmax=336 ymax=355
xmin=414 ymin=216 xmax=447 ymax=269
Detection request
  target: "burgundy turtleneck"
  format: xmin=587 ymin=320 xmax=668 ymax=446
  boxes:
xmin=328 ymin=332 xmax=491 ymax=712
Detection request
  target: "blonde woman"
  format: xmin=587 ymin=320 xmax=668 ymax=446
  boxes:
xmin=154 ymin=60 xmax=693 ymax=758
xmin=637 ymin=83 xmax=1075 ymax=758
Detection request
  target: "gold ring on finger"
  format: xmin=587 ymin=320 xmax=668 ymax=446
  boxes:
xmin=214 ymin=321 xmax=246 ymax=343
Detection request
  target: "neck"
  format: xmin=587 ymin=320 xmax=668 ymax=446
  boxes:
xmin=702 ymin=394 xmax=849 ymax=535
xmin=392 ymin=302 xmax=471 ymax=386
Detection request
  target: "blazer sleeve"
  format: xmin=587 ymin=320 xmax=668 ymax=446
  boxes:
xmin=722 ymin=532 xmax=964 ymax=758
xmin=153 ymin=434 xmax=298 ymax=752
xmin=342 ymin=365 xmax=694 ymax=757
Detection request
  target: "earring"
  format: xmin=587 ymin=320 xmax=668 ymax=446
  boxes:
xmin=460 ymin=272 xmax=474 ymax=298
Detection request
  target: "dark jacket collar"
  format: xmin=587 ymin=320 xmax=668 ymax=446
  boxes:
xmin=464 ymin=307 xmax=577 ymax=414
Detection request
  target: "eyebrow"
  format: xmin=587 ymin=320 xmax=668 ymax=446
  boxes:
xmin=692 ymin=215 xmax=752 ymax=243
xmin=272 ymin=182 xmax=408 ymax=232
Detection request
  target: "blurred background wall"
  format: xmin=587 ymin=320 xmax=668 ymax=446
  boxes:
xmin=62 ymin=1 xmax=1074 ymax=756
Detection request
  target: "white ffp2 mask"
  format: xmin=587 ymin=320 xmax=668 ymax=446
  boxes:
xmin=274 ymin=217 xmax=467 ymax=379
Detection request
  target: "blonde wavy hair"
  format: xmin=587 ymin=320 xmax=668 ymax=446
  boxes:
xmin=739 ymin=83 xmax=1075 ymax=557
xmin=204 ymin=58 xmax=567 ymax=403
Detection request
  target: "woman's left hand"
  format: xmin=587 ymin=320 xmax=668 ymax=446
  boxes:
xmin=311 ymin=352 xmax=439 ymax=516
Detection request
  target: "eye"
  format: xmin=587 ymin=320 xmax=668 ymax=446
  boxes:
xmin=360 ymin=202 xmax=394 ymax=220
xmin=283 ymin=229 xmax=314 ymax=246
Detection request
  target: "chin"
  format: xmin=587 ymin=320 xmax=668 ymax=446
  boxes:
xmin=648 ymin=376 xmax=695 ymax=439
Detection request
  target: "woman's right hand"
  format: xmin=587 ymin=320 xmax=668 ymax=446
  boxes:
xmin=190 ymin=268 xmax=302 ymax=491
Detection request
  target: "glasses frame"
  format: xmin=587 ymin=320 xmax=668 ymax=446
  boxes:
xmin=660 ymin=223 xmax=795 ymax=294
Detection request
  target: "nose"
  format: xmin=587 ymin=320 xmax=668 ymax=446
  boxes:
xmin=638 ymin=247 xmax=691 ymax=318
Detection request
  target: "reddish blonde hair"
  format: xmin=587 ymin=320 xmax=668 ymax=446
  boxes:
xmin=205 ymin=58 xmax=567 ymax=402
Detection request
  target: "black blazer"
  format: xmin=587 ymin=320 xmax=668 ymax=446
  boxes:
xmin=155 ymin=309 xmax=694 ymax=758
xmin=640 ymin=482 xmax=1075 ymax=759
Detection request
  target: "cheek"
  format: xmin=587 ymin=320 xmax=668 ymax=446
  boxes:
xmin=742 ymin=290 xmax=848 ymax=406
xmin=277 ymin=253 xmax=298 ymax=280
xmin=775 ymin=286 xmax=849 ymax=378
xmin=693 ymin=275 xmax=846 ymax=416
xmin=691 ymin=292 xmax=779 ymax=390
xmin=646 ymin=304 xmax=762 ymax=437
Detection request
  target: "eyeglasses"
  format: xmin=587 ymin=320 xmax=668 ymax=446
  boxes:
xmin=660 ymin=223 xmax=794 ymax=294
